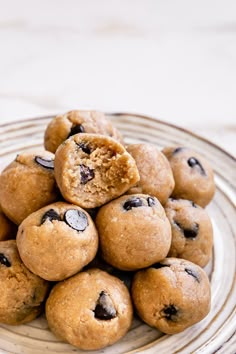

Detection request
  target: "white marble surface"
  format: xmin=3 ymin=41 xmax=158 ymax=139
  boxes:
xmin=0 ymin=0 xmax=235 ymax=155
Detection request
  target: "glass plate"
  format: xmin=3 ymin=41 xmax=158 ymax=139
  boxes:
xmin=0 ymin=113 xmax=235 ymax=354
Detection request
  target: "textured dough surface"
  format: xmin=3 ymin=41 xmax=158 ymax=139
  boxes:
xmin=46 ymin=268 xmax=133 ymax=350
xmin=162 ymin=146 xmax=215 ymax=207
xmin=127 ymin=144 xmax=175 ymax=204
xmin=0 ymin=150 xmax=59 ymax=224
xmin=44 ymin=110 xmax=123 ymax=153
xmin=165 ymin=198 xmax=213 ymax=267
xmin=96 ymin=194 xmax=171 ymax=270
xmin=132 ymin=257 xmax=211 ymax=334
xmin=17 ymin=202 xmax=98 ymax=281
xmin=54 ymin=134 xmax=140 ymax=208
xmin=0 ymin=240 xmax=49 ymax=325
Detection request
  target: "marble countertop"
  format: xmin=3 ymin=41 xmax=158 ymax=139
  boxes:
xmin=0 ymin=0 xmax=235 ymax=156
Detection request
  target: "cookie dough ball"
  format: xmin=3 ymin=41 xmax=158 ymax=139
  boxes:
xmin=54 ymin=134 xmax=140 ymax=209
xmin=17 ymin=202 xmax=98 ymax=281
xmin=132 ymin=258 xmax=211 ymax=334
xmin=0 ymin=151 xmax=59 ymax=224
xmin=165 ymin=199 xmax=213 ymax=267
xmin=126 ymin=144 xmax=175 ymax=204
xmin=0 ymin=205 xmax=17 ymax=241
xmin=162 ymin=147 xmax=215 ymax=207
xmin=46 ymin=269 xmax=133 ymax=350
xmin=0 ymin=240 xmax=49 ymax=325
xmin=44 ymin=110 xmax=123 ymax=153
xmin=96 ymin=194 xmax=171 ymax=270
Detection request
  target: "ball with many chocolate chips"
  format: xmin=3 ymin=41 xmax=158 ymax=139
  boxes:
xmin=131 ymin=257 xmax=211 ymax=334
xmin=54 ymin=134 xmax=140 ymax=209
xmin=162 ymin=146 xmax=215 ymax=207
xmin=126 ymin=143 xmax=175 ymax=205
xmin=0 ymin=240 xmax=49 ymax=325
xmin=46 ymin=268 xmax=133 ymax=350
xmin=96 ymin=194 xmax=171 ymax=270
xmin=0 ymin=205 xmax=17 ymax=241
xmin=165 ymin=198 xmax=213 ymax=267
xmin=44 ymin=110 xmax=124 ymax=153
xmin=16 ymin=202 xmax=98 ymax=281
xmin=0 ymin=151 xmax=59 ymax=224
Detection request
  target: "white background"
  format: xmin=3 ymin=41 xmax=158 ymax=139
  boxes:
xmin=0 ymin=0 xmax=235 ymax=155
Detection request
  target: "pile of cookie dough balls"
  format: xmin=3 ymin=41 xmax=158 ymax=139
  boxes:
xmin=0 ymin=110 xmax=216 ymax=350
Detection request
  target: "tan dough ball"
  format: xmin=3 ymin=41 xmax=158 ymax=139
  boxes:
xmin=132 ymin=258 xmax=211 ymax=334
xmin=0 ymin=205 xmax=17 ymax=241
xmin=17 ymin=202 xmax=98 ymax=281
xmin=165 ymin=198 xmax=213 ymax=267
xmin=44 ymin=110 xmax=123 ymax=153
xmin=54 ymin=133 xmax=140 ymax=209
xmin=46 ymin=269 xmax=133 ymax=350
xmin=0 ymin=151 xmax=59 ymax=224
xmin=96 ymin=194 xmax=171 ymax=270
xmin=162 ymin=146 xmax=215 ymax=207
xmin=126 ymin=143 xmax=175 ymax=204
xmin=0 ymin=240 xmax=49 ymax=325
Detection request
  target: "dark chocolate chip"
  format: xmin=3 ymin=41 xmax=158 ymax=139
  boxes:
xmin=174 ymin=221 xmax=199 ymax=239
xmin=68 ymin=124 xmax=85 ymax=138
xmin=147 ymin=197 xmax=156 ymax=207
xmin=80 ymin=164 xmax=95 ymax=184
xmin=0 ymin=253 xmax=11 ymax=267
xmin=162 ymin=304 xmax=178 ymax=321
xmin=185 ymin=268 xmax=200 ymax=282
xmin=76 ymin=142 xmax=91 ymax=154
xmin=94 ymin=291 xmax=117 ymax=320
xmin=173 ymin=147 xmax=184 ymax=154
xmin=123 ymin=197 xmax=143 ymax=211
xmin=187 ymin=157 xmax=206 ymax=175
xmin=35 ymin=156 xmax=54 ymax=169
xmin=64 ymin=209 xmax=88 ymax=231
xmin=41 ymin=209 xmax=61 ymax=224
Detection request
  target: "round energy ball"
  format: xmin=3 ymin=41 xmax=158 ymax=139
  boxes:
xmin=131 ymin=257 xmax=211 ymax=334
xmin=96 ymin=194 xmax=171 ymax=270
xmin=46 ymin=269 xmax=133 ymax=350
xmin=162 ymin=146 xmax=215 ymax=207
xmin=17 ymin=202 xmax=98 ymax=281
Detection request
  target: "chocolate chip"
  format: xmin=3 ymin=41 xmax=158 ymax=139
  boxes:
xmin=68 ymin=124 xmax=85 ymax=138
xmin=0 ymin=253 xmax=11 ymax=267
xmin=35 ymin=156 xmax=54 ymax=169
xmin=76 ymin=142 xmax=91 ymax=154
xmin=162 ymin=304 xmax=178 ymax=321
xmin=147 ymin=197 xmax=156 ymax=207
xmin=64 ymin=209 xmax=88 ymax=231
xmin=185 ymin=268 xmax=200 ymax=282
xmin=173 ymin=147 xmax=184 ymax=154
xmin=80 ymin=164 xmax=95 ymax=184
xmin=94 ymin=291 xmax=117 ymax=320
xmin=174 ymin=221 xmax=199 ymax=239
xmin=152 ymin=263 xmax=170 ymax=269
xmin=187 ymin=157 xmax=206 ymax=175
xmin=123 ymin=197 xmax=143 ymax=211
xmin=41 ymin=209 xmax=61 ymax=224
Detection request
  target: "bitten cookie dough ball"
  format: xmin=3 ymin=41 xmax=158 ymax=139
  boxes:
xmin=44 ymin=110 xmax=123 ymax=153
xmin=17 ymin=202 xmax=98 ymax=281
xmin=96 ymin=194 xmax=171 ymax=270
xmin=165 ymin=198 xmax=213 ymax=267
xmin=54 ymin=134 xmax=140 ymax=209
xmin=162 ymin=147 xmax=215 ymax=207
xmin=132 ymin=258 xmax=211 ymax=334
xmin=0 ymin=205 xmax=17 ymax=241
xmin=46 ymin=269 xmax=133 ymax=350
xmin=0 ymin=240 xmax=49 ymax=325
xmin=126 ymin=144 xmax=175 ymax=204
xmin=0 ymin=151 xmax=59 ymax=224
